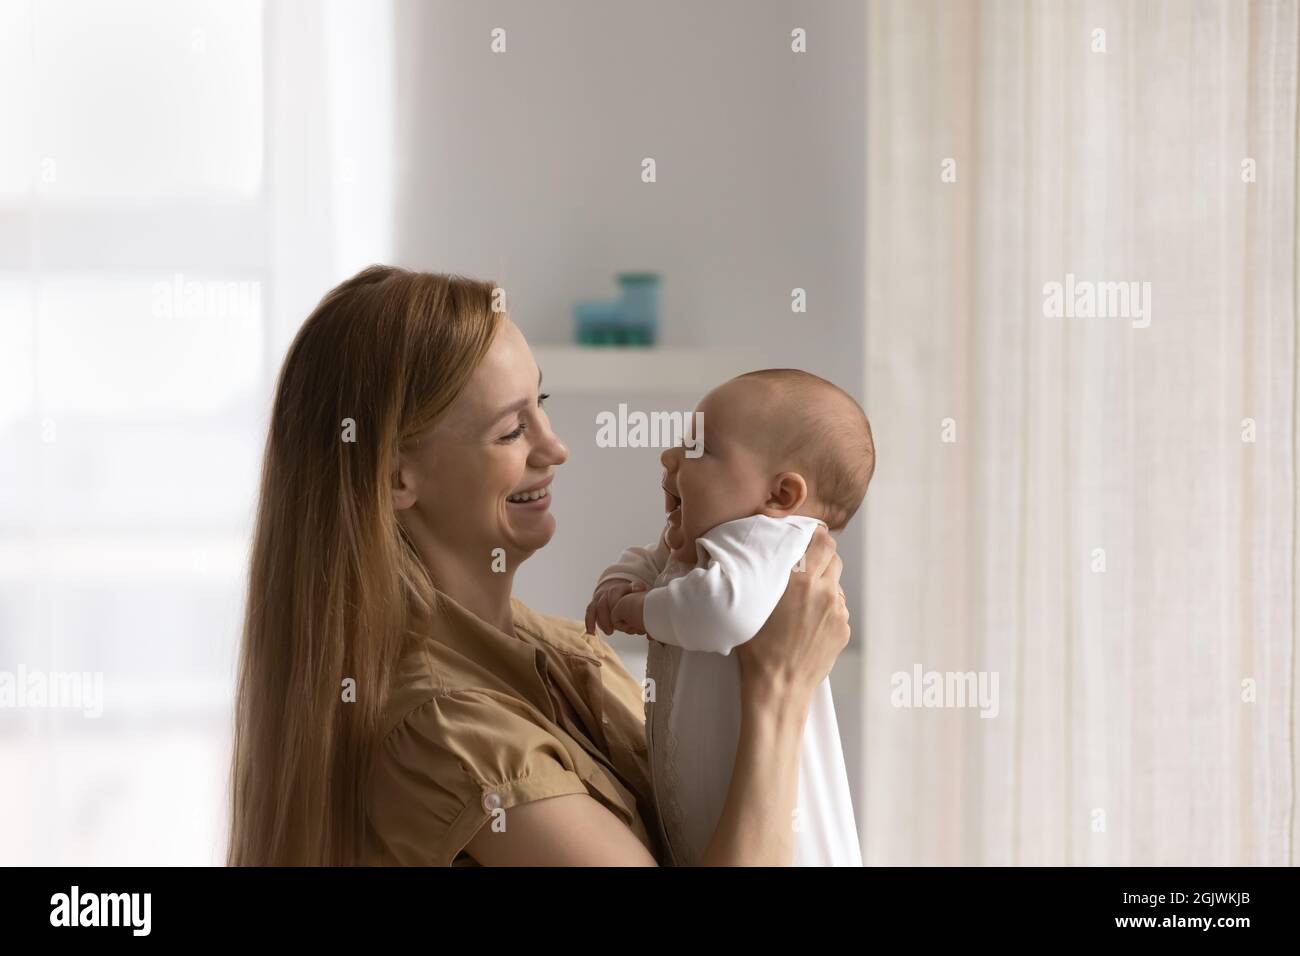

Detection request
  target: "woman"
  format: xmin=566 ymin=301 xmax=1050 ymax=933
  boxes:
xmin=226 ymin=265 xmax=850 ymax=865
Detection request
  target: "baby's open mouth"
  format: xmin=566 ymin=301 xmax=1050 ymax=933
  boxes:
xmin=661 ymin=479 xmax=681 ymax=512
xmin=662 ymin=482 xmax=685 ymax=551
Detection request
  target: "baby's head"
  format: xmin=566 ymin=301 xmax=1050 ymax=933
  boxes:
xmin=661 ymin=369 xmax=875 ymax=562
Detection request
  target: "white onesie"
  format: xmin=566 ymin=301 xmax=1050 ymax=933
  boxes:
xmin=598 ymin=513 xmax=862 ymax=866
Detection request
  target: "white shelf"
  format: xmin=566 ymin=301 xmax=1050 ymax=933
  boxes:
xmin=530 ymin=345 xmax=769 ymax=395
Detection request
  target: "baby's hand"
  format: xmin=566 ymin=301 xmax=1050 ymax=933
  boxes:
xmin=611 ymin=590 xmax=648 ymax=636
xmin=586 ymin=579 xmax=648 ymax=636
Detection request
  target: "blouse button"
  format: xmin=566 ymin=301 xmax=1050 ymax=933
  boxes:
xmin=482 ymin=791 xmax=502 ymax=812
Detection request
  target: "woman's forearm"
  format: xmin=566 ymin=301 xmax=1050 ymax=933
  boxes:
xmin=698 ymin=671 xmax=811 ymax=866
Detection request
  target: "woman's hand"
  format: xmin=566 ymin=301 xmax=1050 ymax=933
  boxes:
xmin=735 ymin=525 xmax=849 ymax=704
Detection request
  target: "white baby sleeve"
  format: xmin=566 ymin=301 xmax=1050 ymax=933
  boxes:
xmin=642 ymin=515 xmax=823 ymax=655
xmin=596 ymin=525 xmax=672 ymax=589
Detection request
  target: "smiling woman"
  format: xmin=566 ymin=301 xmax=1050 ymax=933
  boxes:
xmin=387 ymin=314 xmax=569 ymax=633
xmin=227 ymin=265 xmax=508 ymax=865
xmin=226 ymin=263 xmax=851 ymax=867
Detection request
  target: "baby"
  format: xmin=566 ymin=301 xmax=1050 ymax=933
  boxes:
xmin=585 ymin=368 xmax=875 ymax=866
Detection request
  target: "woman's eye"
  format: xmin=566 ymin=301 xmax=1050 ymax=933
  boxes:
xmin=500 ymin=395 xmax=548 ymax=442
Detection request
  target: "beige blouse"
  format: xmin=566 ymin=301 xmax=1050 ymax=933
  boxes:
xmin=362 ymin=590 xmax=669 ymax=866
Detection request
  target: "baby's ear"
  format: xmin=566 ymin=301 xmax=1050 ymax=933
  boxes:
xmin=765 ymin=472 xmax=808 ymax=514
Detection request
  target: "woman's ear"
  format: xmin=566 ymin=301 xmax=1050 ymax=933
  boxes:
xmin=764 ymin=472 xmax=808 ymax=515
xmin=391 ymin=448 xmax=420 ymax=512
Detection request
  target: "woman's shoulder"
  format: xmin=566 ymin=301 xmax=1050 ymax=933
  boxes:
xmin=377 ymin=597 xmax=635 ymax=732
xmin=363 ymin=599 xmax=655 ymax=865
xmin=377 ymin=628 xmax=523 ymax=741
xmin=375 ymin=601 xmax=594 ymax=748
xmin=363 ymin=681 xmax=591 ymax=866
xmin=510 ymin=597 xmax=624 ymax=665
xmin=510 ymin=599 xmax=648 ymax=734
xmin=510 ymin=597 xmax=586 ymax=644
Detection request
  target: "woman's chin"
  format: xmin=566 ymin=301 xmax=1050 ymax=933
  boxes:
xmin=503 ymin=511 xmax=556 ymax=553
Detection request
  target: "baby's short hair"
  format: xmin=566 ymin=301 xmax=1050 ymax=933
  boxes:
xmin=734 ymin=369 xmax=875 ymax=531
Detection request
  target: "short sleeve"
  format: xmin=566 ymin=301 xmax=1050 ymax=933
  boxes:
xmin=365 ymin=688 xmax=591 ymax=866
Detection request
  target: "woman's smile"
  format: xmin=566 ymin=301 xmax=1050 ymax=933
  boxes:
xmin=506 ymin=477 xmax=553 ymax=510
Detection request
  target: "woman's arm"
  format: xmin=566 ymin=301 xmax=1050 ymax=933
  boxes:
xmin=465 ymin=527 xmax=847 ymax=866
xmin=464 ymin=793 xmax=659 ymax=866
xmin=462 ymin=672 xmax=813 ymax=866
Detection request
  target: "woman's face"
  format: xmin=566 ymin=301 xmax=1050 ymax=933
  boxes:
xmin=395 ymin=317 xmax=568 ymax=566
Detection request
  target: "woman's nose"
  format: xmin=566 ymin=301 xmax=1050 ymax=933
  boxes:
xmin=660 ymin=446 xmax=681 ymax=470
xmin=536 ymin=421 xmax=568 ymax=466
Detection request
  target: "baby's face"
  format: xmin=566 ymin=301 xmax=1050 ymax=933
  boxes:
xmin=659 ymin=379 xmax=779 ymax=563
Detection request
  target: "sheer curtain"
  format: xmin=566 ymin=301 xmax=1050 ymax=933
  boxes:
xmin=862 ymin=0 xmax=1298 ymax=864
xmin=0 ymin=0 xmax=392 ymax=864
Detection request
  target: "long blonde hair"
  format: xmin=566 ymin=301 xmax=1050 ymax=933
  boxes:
xmin=227 ymin=265 xmax=501 ymax=865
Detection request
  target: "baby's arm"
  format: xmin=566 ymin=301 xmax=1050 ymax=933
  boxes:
xmin=641 ymin=516 xmax=820 ymax=655
xmin=585 ymin=528 xmax=672 ymax=635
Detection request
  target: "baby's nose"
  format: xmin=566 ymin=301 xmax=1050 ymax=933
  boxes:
xmin=660 ymin=446 xmax=680 ymax=470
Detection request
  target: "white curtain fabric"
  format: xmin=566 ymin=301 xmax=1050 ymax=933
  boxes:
xmin=266 ymin=0 xmax=395 ymax=357
xmin=863 ymin=0 xmax=1299 ymax=864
